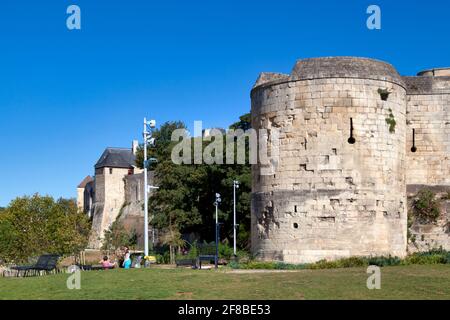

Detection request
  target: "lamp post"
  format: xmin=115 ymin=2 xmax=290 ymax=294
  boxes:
xmin=233 ymin=180 xmax=239 ymax=257
xmin=214 ymin=193 xmax=221 ymax=270
xmin=143 ymin=118 xmax=156 ymax=259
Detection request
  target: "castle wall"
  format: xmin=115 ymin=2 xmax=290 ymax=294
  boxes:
xmin=403 ymin=74 xmax=450 ymax=252
xmin=404 ymin=76 xmax=450 ymax=186
xmin=407 ymin=185 xmax=450 ymax=252
xmin=251 ymin=57 xmax=408 ymax=263
xmin=89 ymin=167 xmax=130 ymax=248
xmin=119 ymin=172 xmax=156 ymax=248
xmin=76 ymin=188 xmax=84 ymax=211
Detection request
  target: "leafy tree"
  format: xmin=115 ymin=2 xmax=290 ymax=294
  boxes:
xmin=229 ymin=112 xmax=251 ymax=131
xmin=136 ymin=114 xmax=252 ymax=251
xmin=102 ymin=220 xmax=138 ymax=252
xmin=135 ymin=121 xmax=186 ymax=170
xmin=0 ymin=194 xmax=91 ymax=263
xmin=160 ymin=227 xmax=185 ymax=264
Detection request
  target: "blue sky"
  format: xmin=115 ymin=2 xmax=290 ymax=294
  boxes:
xmin=0 ymin=0 xmax=449 ymax=206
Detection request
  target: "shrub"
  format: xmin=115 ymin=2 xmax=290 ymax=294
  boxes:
xmin=367 ymin=255 xmax=402 ymax=267
xmin=229 ymin=250 xmax=450 ymax=270
xmin=412 ymin=189 xmax=441 ymax=223
xmin=155 ymin=251 xmax=171 ymax=264
xmin=228 ymin=260 xmax=241 ymax=269
xmin=385 ymin=108 xmax=396 ymax=133
xmin=378 ymin=88 xmax=391 ymax=101
xmin=218 ymin=243 xmax=234 ymax=259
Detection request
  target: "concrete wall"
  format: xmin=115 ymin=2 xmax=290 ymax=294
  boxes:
xmin=251 ymin=57 xmax=408 ymax=263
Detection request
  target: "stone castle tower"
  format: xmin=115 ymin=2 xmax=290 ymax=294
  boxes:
xmin=251 ymin=57 xmax=449 ymax=263
xmin=77 ymin=141 xmax=155 ymax=249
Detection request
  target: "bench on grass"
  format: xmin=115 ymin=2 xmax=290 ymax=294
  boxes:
xmin=175 ymin=258 xmax=197 ymax=268
xmin=197 ymin=243 xmax=217 ymax=269
xmin=9 ymin=254 xmax=60 ymax=277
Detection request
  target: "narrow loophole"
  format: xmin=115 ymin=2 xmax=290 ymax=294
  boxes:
xmin=348 ymin=118 xmax=356 ymax=144
xmin=411 ymin=128 xmax=417 ymax=153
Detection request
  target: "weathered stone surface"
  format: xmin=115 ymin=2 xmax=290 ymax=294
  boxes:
xmin=404 ymin=76 xmax=450 ymax=186
xmin=407 ymin=185 xmax=450 ymax=252
xmin=251 ymin=57 xmax=449 ymax=263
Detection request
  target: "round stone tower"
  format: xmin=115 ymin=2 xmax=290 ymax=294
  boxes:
xmin=251 ymin=57 xmax=408 ymax=263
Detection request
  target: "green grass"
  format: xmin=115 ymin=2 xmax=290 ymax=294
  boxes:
xmin=1 ymin=265 xmax=450 ymax=300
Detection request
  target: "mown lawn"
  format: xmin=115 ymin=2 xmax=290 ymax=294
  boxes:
xmin=0 ymin=265 xmax=449 ymax=300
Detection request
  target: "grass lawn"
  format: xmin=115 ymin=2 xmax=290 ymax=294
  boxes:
xmin=0 ymin=265 xmax=449 ymax=300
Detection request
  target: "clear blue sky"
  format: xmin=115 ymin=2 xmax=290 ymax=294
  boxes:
xmin=0 ymin=0 xmax=449 ymax=206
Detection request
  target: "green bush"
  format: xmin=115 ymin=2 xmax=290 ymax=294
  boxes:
xmin=155 ymin=251 xmax=171 ymax=264
xmin=403 ymin=248 xmax=450 ymax=265
xmin=308 ymin=257 xmax=368 ymax=269
xmin=219 ymin=243 xmax=234 ymax=259
xmin=367 ymin=255 xmax=402 ymax=267
xmin=229 ymin=260 xmax=307 ymax=270
xmin=412 ymin=189 xmax=441 ymax=223
xmin=229 ymin=249 xmax=450 ymax=270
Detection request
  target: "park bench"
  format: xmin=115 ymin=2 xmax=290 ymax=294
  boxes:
xmin=9 ymin=254 xmax=60 ymax=277
xmin=197 ymin=243 xmax=217 ymax=269
xmin=175 ymin=258 xmax=197 ymax=268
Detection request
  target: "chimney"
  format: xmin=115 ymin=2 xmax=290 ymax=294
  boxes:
xmin=132 ymin=140 xmax=139 ymax=155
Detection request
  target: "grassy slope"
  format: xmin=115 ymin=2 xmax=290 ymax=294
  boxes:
xmin=0 ymin=265 xmax=449 ymax=300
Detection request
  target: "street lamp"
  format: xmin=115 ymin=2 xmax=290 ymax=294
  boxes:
xmin=233 ymin=180 xmax=240 ymax=256
xmin=143 ymin=117 xmax=156 ymax=260
xmin=214 ymin=193 xmax=221 ymax=270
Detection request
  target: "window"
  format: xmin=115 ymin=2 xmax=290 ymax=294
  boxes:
xmin=293 ymin=223 xmax=299 ymax=229
xmin=109 ymin=168 xmax=113 ymax=174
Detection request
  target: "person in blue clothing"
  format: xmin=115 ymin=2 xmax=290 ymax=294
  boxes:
xmin=122 ymin=246 xmax=132 ymax=269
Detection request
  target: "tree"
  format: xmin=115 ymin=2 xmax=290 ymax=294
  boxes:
xmin=136 ymin=114 xmax=252 ymax=251
xmin=102 ymin=220 xmax=138 ymax=252
xmin=229 ymin=112 xmax=251 ymax=131
xmin=160 ymin=227 xmax=185 ymax=264
xmin=135 ymin=121 xmax=186 ymax=170
xmin=0 ymin=194 xmax=91 ymax=263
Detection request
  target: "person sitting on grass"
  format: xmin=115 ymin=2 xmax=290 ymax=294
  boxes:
xmin=100 ymin=256 xmax=116 ymax=269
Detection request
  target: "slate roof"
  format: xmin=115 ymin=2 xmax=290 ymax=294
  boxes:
xmin=94 ymin=148 xmax=136 ymax=169
xmin=77 ymin=176 xmax=94 ymax=188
